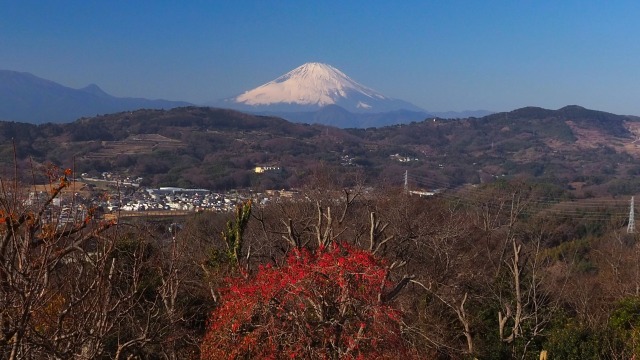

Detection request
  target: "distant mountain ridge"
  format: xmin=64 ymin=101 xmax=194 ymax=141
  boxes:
xmin=259 ymin=104 xmax=429 ymax=128
xmin=0 ymin=70 xmax=190 ymax=123
xmin=429 ymin=109 xmax=494 ymax=119
xmin=0 ymin=66 xmax=492 ymax=127
xmin=217 ymin=62 xmax=493 ymax=127
xmin=256 ymin=105 xmax=496 ymax=128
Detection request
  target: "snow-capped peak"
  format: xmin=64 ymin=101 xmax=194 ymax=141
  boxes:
xmin=234 ymin=62 xmax=386 ymax=107
xmin=224 ymin=62 xmax=424 ymax=114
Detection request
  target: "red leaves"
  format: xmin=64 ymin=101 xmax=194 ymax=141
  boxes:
xmin=201 ymin=244 xmax=418 ymax=359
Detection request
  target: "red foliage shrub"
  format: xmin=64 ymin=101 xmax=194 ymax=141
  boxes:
xmin=201 ymin=244 xmax=419 ymax=359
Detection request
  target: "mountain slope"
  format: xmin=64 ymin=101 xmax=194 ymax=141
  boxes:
xmin=222 ymin=62 xmax=424 ymax=113
xmin=483 ymin=105 xmax=630 ymax=137
xmin=0 ymin=70 xmax=191 ymax=123
xmin=264 ymin=104 xmax=431 ymax=128
xmin=0 ymin=105 xmax=638 ymax=194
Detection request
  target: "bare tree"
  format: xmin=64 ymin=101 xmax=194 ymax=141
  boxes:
xmin=488 ymin=184 xmax=551 ymax=359
xmin=0 ymin=164 xmax=163 ymax=359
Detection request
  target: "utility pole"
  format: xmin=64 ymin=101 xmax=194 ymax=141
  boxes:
xmin=628 ymin=196 xmax=636 ymax=234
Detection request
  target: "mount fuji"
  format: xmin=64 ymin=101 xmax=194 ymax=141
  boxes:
xmin=221 ymin=62 xmax=424 ymax=114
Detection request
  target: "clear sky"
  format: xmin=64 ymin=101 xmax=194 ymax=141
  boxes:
xmin=2 ymin=1 xmax=640 ymax=114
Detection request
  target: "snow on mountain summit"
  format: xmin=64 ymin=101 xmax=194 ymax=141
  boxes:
xmin=229 ymin=62 xmax=422 ymax=113
xmin=235 ymin=62 xmax=384 ymax=107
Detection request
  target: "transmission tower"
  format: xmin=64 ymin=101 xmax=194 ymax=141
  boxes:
xmin=628 ymin=196 xmax=636 ymax=234
xmin=404 ymin=170 xmax=409 ymax=194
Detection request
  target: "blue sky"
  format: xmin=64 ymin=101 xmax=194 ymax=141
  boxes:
xmin=2 ymin=1 xmax=640 ymax=114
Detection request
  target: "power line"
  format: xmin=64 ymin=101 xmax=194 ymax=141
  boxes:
xmin=403 ymin=171 xmax=634 ymax=221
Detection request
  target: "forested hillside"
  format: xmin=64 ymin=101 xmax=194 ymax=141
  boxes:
xmin=2 ymin=167 xmax=640 ymax=358
xmin=2 ymin=105 xmax=640 ymax=198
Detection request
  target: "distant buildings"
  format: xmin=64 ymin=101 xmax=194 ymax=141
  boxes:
xmin=390 ymin=153 xmax=418 ymax=163
xmin=254 ymin=165 xmax=281 ymax=174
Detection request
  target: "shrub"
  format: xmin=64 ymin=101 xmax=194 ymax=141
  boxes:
xmin=201 ymin=244 xmax=418 ymax=359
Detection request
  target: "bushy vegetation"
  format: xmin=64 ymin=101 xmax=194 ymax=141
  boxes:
xmin=4 ymin=101 xmax=640 ymax=358
xmin=3 ymin=161 xmax=640 ymax=359
xmin=202 ymin=244 xmax=417 ymax=359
